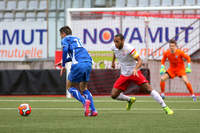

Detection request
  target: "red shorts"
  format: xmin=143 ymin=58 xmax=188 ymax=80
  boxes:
xmin=113 ymin=70 xmax=149 ymax=91
xmin=167 ymin=68 xmax=186 ymax=78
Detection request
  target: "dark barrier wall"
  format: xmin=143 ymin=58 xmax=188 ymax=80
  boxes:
xmin=0 ymin=70 xmax=66 ymax=95
xmin=0 ymin=69 xmax=150 ymax=95
xmin=88 ymin=68 xmax=150 ymax=95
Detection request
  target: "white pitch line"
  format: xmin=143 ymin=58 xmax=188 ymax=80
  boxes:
xmin=0 ymin=100 xmax=198 ymax=103
xmin=0 ymin=108 xmax=200 ymax=111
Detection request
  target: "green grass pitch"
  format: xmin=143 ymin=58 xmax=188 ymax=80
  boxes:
xmin=0 ymin=96 xmax=199 ymax=133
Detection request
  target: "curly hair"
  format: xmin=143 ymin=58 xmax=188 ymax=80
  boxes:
xmin=59 ymin=26 xmax=72 ymax=35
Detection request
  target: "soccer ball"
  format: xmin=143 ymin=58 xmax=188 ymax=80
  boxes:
xmin=18 ymin=103 xmax=31 ymax=116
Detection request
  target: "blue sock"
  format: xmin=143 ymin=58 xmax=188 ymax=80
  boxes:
xmin=83 ymin=89 xmax=96 ymax=112
xmin=68 ymin=87 xmax=85 ymax=105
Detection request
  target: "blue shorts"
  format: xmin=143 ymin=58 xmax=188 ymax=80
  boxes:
xmin=68 ymin=62 xmax=92 ymax=82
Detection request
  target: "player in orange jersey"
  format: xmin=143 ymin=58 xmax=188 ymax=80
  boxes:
xmin=160 ymin=39 xmax=196 ymax=101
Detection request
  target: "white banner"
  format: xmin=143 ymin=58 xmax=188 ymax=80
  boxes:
xmin=71 ymin=16 xmax=199 ymax=59
xmin=0 ymin=21 xmax=47 ymax=61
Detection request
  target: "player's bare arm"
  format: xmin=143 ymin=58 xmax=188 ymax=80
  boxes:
xmin=130 ymin=49 xmax=141 ymax=76
xmin=133 ymin=56 xmax=142 ymax=76
xmin=55 ymin=61 xmax=62 ymax=67
xmin=60 ymin=67 xmax=66 ymax=76
xmin=112 ymin=53 xmax=116 ymax=69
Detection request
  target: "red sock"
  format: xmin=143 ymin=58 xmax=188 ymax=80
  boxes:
xmin=160 ymin=81 xmax=165 ymax=93
xmin=186 ymin=83 xmax=194 ymax=95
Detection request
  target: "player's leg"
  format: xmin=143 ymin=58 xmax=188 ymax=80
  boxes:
xmin=111 ymin=88 xmax=126 ymax=100
xmin=68 ymin=64 xmax=91 ymax=116
xmin=160 ymin=73 xmax=170 ymax=99
xmin=68 ymin=80 xmax=86 ymax=105
xmin=140 ymin=83 xmax=173 ymax=115
xmin=111 ymin=75 xmax=136 ymax=110
xmin=66 ymin=80 xmax=71 ymax=98
xmin=80 ymin=82 xmax=98 ymax=116
xmin=78 ymin=62 xmax=97 ymax=116
xmin=133 ymin=70 xmax=173 ymax=115
xmin=65 ymin=62 xmax=72 ymax=98
xmin=181 ymin=75 xmax=196 ymax=101
xmin=141 ymin=83 xmax=166 ymax=107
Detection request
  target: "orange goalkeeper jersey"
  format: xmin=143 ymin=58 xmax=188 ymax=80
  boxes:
xmin=161 ymin=49 xmax=191 ymax=69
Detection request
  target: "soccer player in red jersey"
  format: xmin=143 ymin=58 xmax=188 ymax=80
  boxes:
xmin=160 ymin=39 xmax=196 ymax=101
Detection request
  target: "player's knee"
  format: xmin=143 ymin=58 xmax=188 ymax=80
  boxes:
xmin=184 ymin=81 xmax=189 ymax=85
xmin=146 ymin=86 xmax=152 ymax=94
xmin=141 ymin=83 xmax=152 ymax=94
xmin=161 ymin=77 xmax=165 ymax=82
xmin=111 ymin=93 xmax=118 ymax=99
xmin=111 ymin=88 xmax=121 ymax=99
xmin=68 ymin=87 xmax=73 ymax=93
xmin=146 ymin=89 xmax=152 ymax=94
xmin=111 ymin=94 xmax=116 ymax=99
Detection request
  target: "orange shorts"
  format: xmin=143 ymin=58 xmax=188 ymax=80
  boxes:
xmin=167 ymin=68 xmax=186 ymax=78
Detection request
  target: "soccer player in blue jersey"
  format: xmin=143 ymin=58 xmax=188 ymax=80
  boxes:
xmin=59 ymin=26 xmax=97 ymax=117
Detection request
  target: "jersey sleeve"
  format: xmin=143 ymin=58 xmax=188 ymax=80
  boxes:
xmin=180 ymin=50 xmax=191 ymax=63
xmin=128 ymin=45 xmax=139 ymax=59
xmin=61 ymin=40 xmax=69 ymax=67
xmin=64 ymin=57 xmax=72 ymax=63
xmin=161 ymin=51 xmax=167 ymax=65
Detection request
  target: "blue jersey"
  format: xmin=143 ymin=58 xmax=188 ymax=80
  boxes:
xmin=61 ymin=35 xmax=92 ymax=67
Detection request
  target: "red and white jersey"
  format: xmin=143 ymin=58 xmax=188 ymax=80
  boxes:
xmin=111 ymin=43 xmax=139 ymax=76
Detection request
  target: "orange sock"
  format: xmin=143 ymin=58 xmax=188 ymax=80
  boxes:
xmin=186 ymin=83 xmax=194 ymax=95
xmin=160 ymin=81 xmax=165 ymax=93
